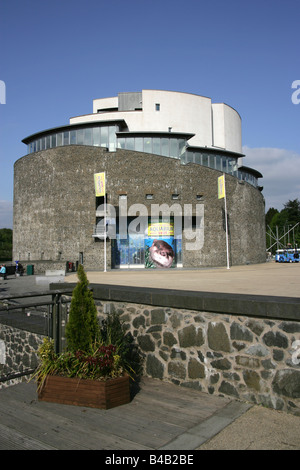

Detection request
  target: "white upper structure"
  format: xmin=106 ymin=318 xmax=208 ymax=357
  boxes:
xmin=70 ymin=90 xmax=242 ymax=155
xmin=24 ymin=89 xmax=261 ymax=188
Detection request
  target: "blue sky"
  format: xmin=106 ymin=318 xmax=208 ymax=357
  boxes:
xmin=1 ymin=0 xmax=299 ymax=228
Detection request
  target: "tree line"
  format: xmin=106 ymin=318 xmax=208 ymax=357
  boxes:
xmin=0 ymin=228 xmax=12 ymax=261
xmin=266 ymin=199 xmax=300 ymax=253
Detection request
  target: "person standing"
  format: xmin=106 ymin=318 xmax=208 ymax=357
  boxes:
xmin=0 ymin=264 xmax=7 ymax=280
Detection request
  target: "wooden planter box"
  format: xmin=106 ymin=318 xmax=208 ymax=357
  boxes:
xmin=38 ymin=374 xmax=130 ymax=409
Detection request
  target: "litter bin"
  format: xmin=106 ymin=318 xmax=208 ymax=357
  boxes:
xmin=27 ymin=264 xmax=34 ymax=275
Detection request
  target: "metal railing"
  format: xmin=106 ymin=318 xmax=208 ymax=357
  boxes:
xmin=0 ymin=289 xmax=73 ymax=383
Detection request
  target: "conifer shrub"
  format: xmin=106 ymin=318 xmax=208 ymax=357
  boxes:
xmin=65 ymin=264 xmax=100 ymax=353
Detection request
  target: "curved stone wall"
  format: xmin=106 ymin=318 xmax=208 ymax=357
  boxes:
xmin=13 ymin=145 xmax=265 ymax=271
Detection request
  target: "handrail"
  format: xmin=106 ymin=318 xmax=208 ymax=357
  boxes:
xmin=0 ymin=368 xmax=36 ymax=383
xmin=0 ymin=289 xmax=73 ymax=312
xmin=0 ymin=288 xmax=73 ymax=302
xmin=0 ymin=301 xmax=54 ymax=312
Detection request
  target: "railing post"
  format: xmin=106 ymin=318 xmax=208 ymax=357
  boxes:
xmin=52 ymin=293 xmax=62 ymax=354
xmin=59 ymin=300 xmax=68 ymax=353
xmin=52 ymin=293 xmax=57 ymax=353
xmin=51 ymin=293 xmax=69 ymax=353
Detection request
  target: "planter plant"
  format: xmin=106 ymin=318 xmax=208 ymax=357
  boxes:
xmin=33 ymin=265 xmax=141 ymax=409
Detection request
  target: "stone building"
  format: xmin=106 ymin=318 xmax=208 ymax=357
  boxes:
xmin=13 ymin=90 xmax=265 ymax=272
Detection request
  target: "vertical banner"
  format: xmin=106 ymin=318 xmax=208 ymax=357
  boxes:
xmin=218 ymin=174 xmax=230 ymax=269
xmin=218 ymin=174 xmax=225 ymax=199
xmin=94 ymin=172 xmax=107 ymax=272
xmin=94 ymin=172 xmax=106 ymax=197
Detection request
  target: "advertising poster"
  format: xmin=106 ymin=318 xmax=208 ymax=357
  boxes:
xmin=145 ymin=220 xmax=176 ymax=268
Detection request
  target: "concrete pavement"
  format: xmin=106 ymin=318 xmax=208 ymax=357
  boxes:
xmin=65 ymin=261 xmax=300 ymax=298
xmin=196 ymin=404 xmax=300 ymax=450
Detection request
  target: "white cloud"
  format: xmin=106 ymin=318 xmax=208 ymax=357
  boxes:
xmin=242 ymin=146 xmax=300 ymax=211
xmin=0 ymin=200 xmax=13 ymax=229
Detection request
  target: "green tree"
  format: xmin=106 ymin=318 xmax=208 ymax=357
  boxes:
xmin=283 ymin=199 xmax=300 ymax=225
xmin=0 ymin=228 xmax=12 ymax=261
xmin=265 ymin=207 xmax=278 ymax=228
xmin=65 ymin=264 xmax=100 ymax=352
xmin=266 ymin=199 xmax=300 ymax=252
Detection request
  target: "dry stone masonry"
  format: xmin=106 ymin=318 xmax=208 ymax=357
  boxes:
xmin=0 ymin=324 xmax=44 ymax=389
xmin=96 ymin=300 xmax=300 ymax=415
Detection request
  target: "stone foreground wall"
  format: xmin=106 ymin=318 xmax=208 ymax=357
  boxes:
xmin=1 ymin=290 xmax=299 ymax=415
xmin=97 ymin=300 xmax=300 ymax=415
xmin=0 ymin=324 xmax=44 ymax=389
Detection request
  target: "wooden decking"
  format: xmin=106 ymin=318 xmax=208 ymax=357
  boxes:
xmin=0 ymin=377 xmax=251 ymax=450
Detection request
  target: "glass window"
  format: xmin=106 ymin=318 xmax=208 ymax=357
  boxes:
xmin=126 ymin=137 xmax=135 ymax=150
xmin=208 ymin=155 xmax=215 ymax=169
xmin=84 ymin=128 xmax=92 ymax=145
xmin=118 ymin=137 xmax=125 ymax=149
xmin=155 ymin=103 xmax=160 ymax=111
xmin=51 ymin=134 xmax=56 ymax=148
xmin=215 ymin=155 xmax=221 ymax=171
xmin=222 ymin=157 xmax=227 ymax=172
xmin=186 ymin=152 xmax=194 ymax=163
xmin=135 ymin=137 xmax=143 ymax=152
xmin=180 ymin=153 xmax=186 ymax=164
xmin=57 ymin=133 xmax=63 ymax=146
xmin=202 ymin=154 xmax=209 ymax=167
xmin=195 ymin=152 xmax=201 ymax=164
xmin=46 ymin=135 xmax=51 ymax=149
xmin=92 ymin=127 xmax=100 ymax=146
xmin=170 ymin=139 xmax=179 ymax=158
xmin=109 ymin=126 xmax=116 ymax=150
xmin=229 ymin=159 xmax=238 ymax=175
xmin=178 ymin=139 xmax=186 ymax=156
xmin=153 ymin=137 xmax=160 ymax=155
xmin=144 ymin=137 xmax=152 ymax=153
xmin=63 ymin=131 xmax=69 ymax=146
xmin=77 ymin=129 xmax=84 ymax=145
xmin=100 ymin=126 xmax=108 ymax=147
xmin=70 ymin=130 xmax=77 ymax=145
xmin=161 ymin=138 xmax=169 ymax=156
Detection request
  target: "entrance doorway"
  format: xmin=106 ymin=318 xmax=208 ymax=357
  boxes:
xmin=112 ymin=234 xmax=145 ymax=268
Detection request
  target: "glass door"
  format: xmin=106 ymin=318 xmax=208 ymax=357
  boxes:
xmin=112 ymin=234 xmax=145 ymax=268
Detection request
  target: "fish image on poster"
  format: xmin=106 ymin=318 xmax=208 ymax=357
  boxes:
xmin=145 ymin=221 xmax=175 ymax=268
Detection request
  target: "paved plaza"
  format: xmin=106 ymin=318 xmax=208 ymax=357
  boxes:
xmin=65 ymin=261 xmax=300 ymax=298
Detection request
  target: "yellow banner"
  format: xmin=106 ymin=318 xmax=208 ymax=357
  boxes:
xmin=148 ymin=222 xmax=174 ymax=237
xmin=94 ymin=172 xmax=105 ymax=197
xmin=218 ymin=174 xmax=225 ymax=199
